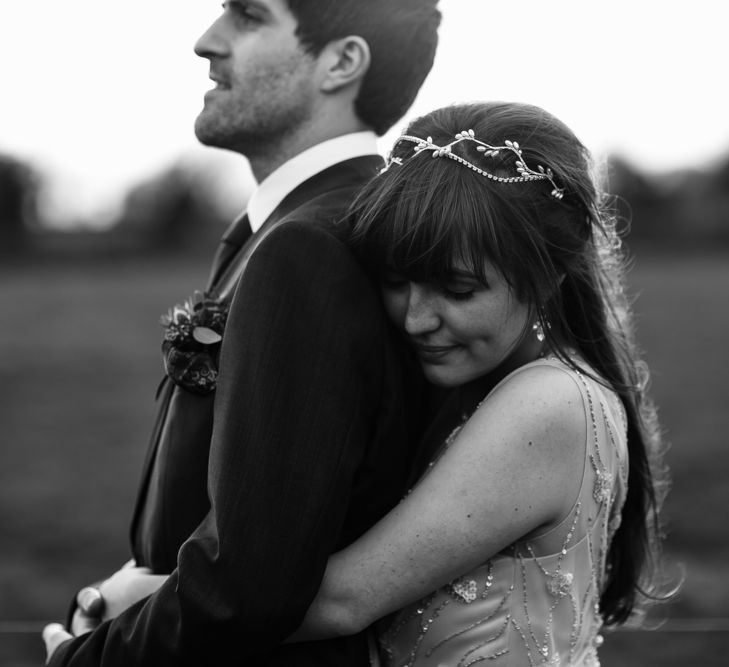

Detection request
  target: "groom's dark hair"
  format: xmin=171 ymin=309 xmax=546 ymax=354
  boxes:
xmin=285 ymin=0 xmax=441 ymax=136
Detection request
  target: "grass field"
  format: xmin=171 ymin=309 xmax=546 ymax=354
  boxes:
xmin=1 ymin=249 xmax=727 ymax=665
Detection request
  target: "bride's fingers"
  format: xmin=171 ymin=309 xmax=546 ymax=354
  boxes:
xmin=76 ymin=586 xmax=105 ymax=617
xmin=42 ymin=623 xmax=72 ymax=662
xmin=71 ymin=608 xmax=100 ymax=636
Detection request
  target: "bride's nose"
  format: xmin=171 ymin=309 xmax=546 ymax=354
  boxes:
xmin=404 ymin=284 xmax=441 ymax=336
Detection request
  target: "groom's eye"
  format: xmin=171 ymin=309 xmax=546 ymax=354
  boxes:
xmin=222 ymin=1 xmax=262 ymax=23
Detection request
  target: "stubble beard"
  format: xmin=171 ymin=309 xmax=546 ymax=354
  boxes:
xmin=194 ymin=64 xmax=317 ymax=161
xmin=194 ymin=105 xmax=276 ymax=157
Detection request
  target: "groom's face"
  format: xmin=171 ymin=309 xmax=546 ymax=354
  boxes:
xmin=194 ymin=0 xmax=321 ymax=155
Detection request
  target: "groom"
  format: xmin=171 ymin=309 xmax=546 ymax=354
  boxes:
xmin=44 ymin=0 xmax=441 ymax=665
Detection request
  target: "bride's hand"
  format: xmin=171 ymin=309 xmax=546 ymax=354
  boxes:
xmin=96 ymin=566 xmax=168 ymax=621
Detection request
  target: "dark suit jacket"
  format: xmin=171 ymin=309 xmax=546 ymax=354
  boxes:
xmin=52 ymin=155 xmax=426 ymax=666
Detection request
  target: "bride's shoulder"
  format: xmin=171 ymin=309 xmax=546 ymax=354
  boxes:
xmin=472 ymin=358 xmax=588 ymax=442
xmin=492 ymin=355 xmax=585 ymax=398
xmin=455 ymin=358 xmax=590 ymax=519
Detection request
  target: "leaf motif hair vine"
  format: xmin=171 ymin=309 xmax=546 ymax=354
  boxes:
xmin=385 ymin=129 xmax=565 ymax=200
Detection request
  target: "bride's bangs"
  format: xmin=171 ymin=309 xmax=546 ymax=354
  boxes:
xmin=354 ymin=158 xmax=506 ymax=285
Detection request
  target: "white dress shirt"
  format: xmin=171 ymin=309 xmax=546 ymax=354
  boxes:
xmin=246 ymin=131 xmax=380 ymax=232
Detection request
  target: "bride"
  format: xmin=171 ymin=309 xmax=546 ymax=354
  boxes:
xmin=64 ymin=101 xmax=669 ymax=666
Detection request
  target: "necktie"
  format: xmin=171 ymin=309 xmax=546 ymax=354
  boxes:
xmin=206 ymin=212 xmax=252 ymax=290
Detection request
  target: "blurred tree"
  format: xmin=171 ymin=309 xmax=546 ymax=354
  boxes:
xmin=0 ymin=153 xmax=39 ymax=254
xmin=608 ymin=155 xmax=729 ymax=249
xmin=692 ymin=154 xmax=729 ymax=244
xmin=607 ymin=156 xmax=673 ymax=242
xmin=112 ymin=161 xmax=232 ymax=254
xmin=670 ymin=166 xmax=729 ymax=246
xmin=711 ymin=154 xmax=729 ymax=191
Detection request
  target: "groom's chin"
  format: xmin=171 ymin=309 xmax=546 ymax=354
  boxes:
xmin=194 ymin=116 xmax=251 ymax=156
xmin=194 ymin=110 xmax=232 ymax=148
xmin=194 ymin=115 xmax=221 ymax=148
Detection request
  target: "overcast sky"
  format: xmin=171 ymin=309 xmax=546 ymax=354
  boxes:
xmin=1 ymin=0 xmax=727 ymax=227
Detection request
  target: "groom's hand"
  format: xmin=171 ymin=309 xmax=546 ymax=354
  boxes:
xmin=42 ymin=622 xmax=72 ymax=664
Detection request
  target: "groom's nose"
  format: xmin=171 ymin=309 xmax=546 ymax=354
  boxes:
xmin=194 ymin=14 xmax=230 ymax=60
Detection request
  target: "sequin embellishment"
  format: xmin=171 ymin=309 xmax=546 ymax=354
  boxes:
xmin=546 ymin=572 xmax=574 ymax=598
xmin=590 ymin=455 xmax=613 ymax=505
xmin=450 ymin=578 xmax=478 ymax=603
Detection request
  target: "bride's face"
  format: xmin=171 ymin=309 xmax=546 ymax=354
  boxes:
xmin=381 ymin=260 xmax=535 ymax=387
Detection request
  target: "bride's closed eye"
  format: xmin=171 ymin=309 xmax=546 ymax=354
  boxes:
xmin=439 ymin=274 xmax=488 ymax=302
xmin=440 ymin=286 xmax=475 ymax=301
xmin=381 ymin=272 xmax=408 ymax=290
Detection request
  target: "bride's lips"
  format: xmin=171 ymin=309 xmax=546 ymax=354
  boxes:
xmin=412 ymin=342 xmax=459 ymax=361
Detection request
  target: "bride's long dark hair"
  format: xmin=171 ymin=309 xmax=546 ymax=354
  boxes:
xmin=349 ymin=102 xmax=669 ymax=625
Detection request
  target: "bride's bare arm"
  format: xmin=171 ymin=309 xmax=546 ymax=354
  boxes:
xmin=289 ymin=365 xmax=586 ymax=641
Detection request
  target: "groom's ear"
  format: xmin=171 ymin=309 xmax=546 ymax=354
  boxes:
xmin=318 ymin=35 xmax=371 ymax=94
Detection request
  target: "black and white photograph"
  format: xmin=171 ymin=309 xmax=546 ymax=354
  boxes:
xmin=1 ymin=1 xmax=727 ymax=665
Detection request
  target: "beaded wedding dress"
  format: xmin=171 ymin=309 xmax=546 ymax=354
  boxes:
xmin=374 ymin=358 xmax=628 ymax=667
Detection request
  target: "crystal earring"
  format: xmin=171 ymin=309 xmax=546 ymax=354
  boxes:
xmin=532 ymin=320 xmax=546 ymax=343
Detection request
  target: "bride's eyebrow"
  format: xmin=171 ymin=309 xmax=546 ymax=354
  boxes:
xmin=444 ymin=269 xmax=492 ymax=288
xmin=446 ymin=269 xmax=480 ymax=281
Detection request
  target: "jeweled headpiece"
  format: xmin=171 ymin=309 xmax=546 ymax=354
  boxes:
xmin=386 ymin=129 xmax=565 ymax=200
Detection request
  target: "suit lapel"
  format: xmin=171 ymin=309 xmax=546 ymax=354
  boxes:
xmin=205 ymin=212 xmax=253 ymax=291
xmin=208 ymin=154 xmax=383 ymax=303
xmin=262 ymin=154 xmax=383 ymax=227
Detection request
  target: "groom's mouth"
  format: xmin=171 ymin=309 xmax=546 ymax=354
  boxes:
xmin=208 ymin=72 xmax=231 ymax=91
xmin=204 ymin=77 xmax=231 ymax=101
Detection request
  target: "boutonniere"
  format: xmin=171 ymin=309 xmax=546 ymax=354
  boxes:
xmin=160 ymin=291 xmax=228 ymax=394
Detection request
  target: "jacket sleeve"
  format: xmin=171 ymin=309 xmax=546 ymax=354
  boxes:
xmin=49 ymin=221 xmax=391 ymax=666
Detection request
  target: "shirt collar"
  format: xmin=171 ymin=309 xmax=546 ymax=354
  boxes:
xmin=246 ymin=131 xmax=379 ymax=232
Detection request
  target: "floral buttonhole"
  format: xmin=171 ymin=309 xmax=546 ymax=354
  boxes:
xmin=160 ymin=290 xmax=228 ymax=394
